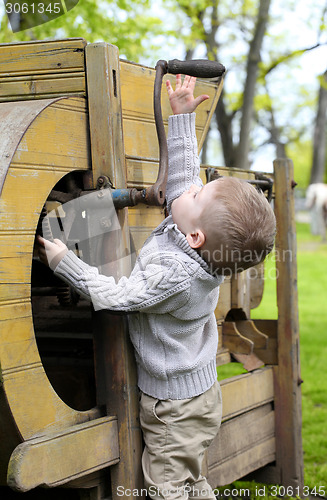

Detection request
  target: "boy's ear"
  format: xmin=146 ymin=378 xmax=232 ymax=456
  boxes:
xmin=186 ymin=230 xmax=206 ymax=249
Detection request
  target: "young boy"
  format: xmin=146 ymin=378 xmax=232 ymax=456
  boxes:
xmin=38 ymin=75 xmax=276 ymax=499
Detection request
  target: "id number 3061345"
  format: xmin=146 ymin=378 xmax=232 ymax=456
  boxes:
xmin=5 ymin=2 xmax=62 ymax=14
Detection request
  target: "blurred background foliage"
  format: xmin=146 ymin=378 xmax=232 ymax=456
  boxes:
xmin=1 ymin=0 xmax=327 ymax=189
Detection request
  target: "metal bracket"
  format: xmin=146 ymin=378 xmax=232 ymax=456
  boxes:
xmin=206 ymin=168 xmax=274 ymax=202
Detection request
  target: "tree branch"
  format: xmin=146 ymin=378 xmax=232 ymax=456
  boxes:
xmin=263 ymin=43 xmax=327 ymax=76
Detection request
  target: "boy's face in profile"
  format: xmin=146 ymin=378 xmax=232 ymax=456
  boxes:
xmin=171 ymin=180 xmax=220 ymax=240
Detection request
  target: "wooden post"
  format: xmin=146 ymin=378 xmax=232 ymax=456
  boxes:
xmin=85 ymin=43 xmax=144 ymax=499
xmin=273 ymin=158 xmax=304 ymax=489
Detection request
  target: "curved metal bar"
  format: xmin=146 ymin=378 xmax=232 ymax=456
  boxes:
xmin=141 ymin=58 xmax=226 ymax=208
xmin=141 ymin=60 xmax=168 ymax=206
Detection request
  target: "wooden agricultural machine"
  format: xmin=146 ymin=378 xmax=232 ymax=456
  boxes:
xmin=0 ymin=39 xmax=303 ymax=499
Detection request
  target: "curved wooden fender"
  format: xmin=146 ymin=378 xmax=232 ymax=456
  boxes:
xmin=0 ymin=99 xmax=60 ymax=194
xmin=0 ymin=97 xmax=108 ymax=486
xmin=7 ymin=416 xmax=119 ymax=492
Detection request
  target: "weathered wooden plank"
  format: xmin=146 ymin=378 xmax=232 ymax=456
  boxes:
xmin=231 ymin=270 xmax=251 ymax=317
xmin=3 ymin=364 xmax=97 ymax=439
xmin=126 ymin=159 xmax=221 ymax=190
xmin=126 ymin=157 xmax=158 ymax=188
xmin=0 ymin=167 xmax=70 ymax=231
xmin=0 ymin=99 xmax=90 ymax=236
xmin=0 ymin=234 xmax=34 ymax=284
xmin=222 ymin=322 xmax=254 ymax=355
xmin=272 ymin=159 xmax=303 ymax=488
xmin=0 ymin=75 xmax=85 ymax=102
xmin=204 ymin=165 xmax=257 ymax=181
xmin=216 ymin=348 xmax=231 ymax=367
xmin=0 ymin=315 xmax=37 ymax=373
xmin=123 ymin=120 xmax=214 ymax=162
xmin=207 ymin=404 xmax=274 ymax=469
xmin=236 ymin=320 xmax=268 ymax=349
xmin=244 ymin=320 xmax=278 ymax=366
xmin=215 ymin=280 xmax=232 ymax=324
xmin=208 ymin=438 xmax=275 ymax=487
xmin=0 ymin=284 xmax=30 ymax=303
xmin=232 ymin=352 xmax=265 ymax=372
xmin=13 ymin=98 xmax=91 ymax=171
xmin=128 ymin=205 xmax=165 ymax=253
xmin=253 ymin=319 xmax=278 ymax=338
xmin=0 ymin=38 xmax=86 ymax=77
xmin=254 ymin=341 xmax=278 ymax=365
xmin=128 ymin=205 xmax=164 ymax=229
xmin=220 ymin=367 xmax=274 ymax=421
xmin=0 ymin=98 xmax=60 ymax=194
xmin=86 ymin=43 xmax=144 ymax=499
xmin=249 ymin=262 xmax=265 ymax=309
xmin=0 ymin=300 xmax=31 ymax=321
xmin=85 ymin=43 xmax=126 ymax=189
xmin=7 ymin=416 xmax=119 ymax=492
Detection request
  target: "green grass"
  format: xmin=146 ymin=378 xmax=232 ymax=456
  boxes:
xmin=294 ymin=224 xmax=327 ymax=487
xmin=217 ymin=222 xmax=327 ymax=491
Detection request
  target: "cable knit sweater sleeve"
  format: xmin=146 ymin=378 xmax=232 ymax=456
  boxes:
xmin=166 ymin=113 xmax=203 ymax=214
xmin=54 ymin=249 xmax=191 ymax=313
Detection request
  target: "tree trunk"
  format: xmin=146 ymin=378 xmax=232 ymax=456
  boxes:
xmin=310 ymin=69 xmax=327 ymax=184
xmin=235 ymin=0 xmax=271 ymax=169
xmin=215 ymin=92 xmax=236 ymax=167
xmin=5 ymin=1 xmax=21 ymax=31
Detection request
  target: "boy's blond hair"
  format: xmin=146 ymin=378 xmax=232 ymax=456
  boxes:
xmin=200 ymin=177 xmax=276 ymax=275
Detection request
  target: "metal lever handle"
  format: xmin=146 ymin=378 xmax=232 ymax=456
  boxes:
xmin=167 ymin=59 xmax=225 ymax=78
xmin=144 ymin=59 xmax=225 ymax=207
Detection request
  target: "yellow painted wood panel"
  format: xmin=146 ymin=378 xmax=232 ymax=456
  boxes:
xmin=4 ymin=366 xmax=92 ymax=439
xmin=0 ymin=315 xmax=38 ymax=372
xmin=0 ymin=300 xmax=31 ymax=321
xmin=123 ymin=119 xmax=160 ymax=161
xmin=0 ymin=75 xmax=85 ymax=102
xmin=13 ymin=99 xmax=91 ymax=170
xmin=0 ymin=167 xmax=70 ymax=232
xmin=0 ymin=284 xmax=30 ymax=303
xmin=0 ymin=38 xmax=86 ymax=76
xmin=126 ymin=158 xmax=159 ymax=188
xmin=128 ymin=205 xmax=165 ymax=253
xmin=0 ymin=234 xmax=34 ymax=283
xmin=123 ymin=119 xmax=208 ymax=161
xmin=128 ymin=205 xmax=164 ymax=228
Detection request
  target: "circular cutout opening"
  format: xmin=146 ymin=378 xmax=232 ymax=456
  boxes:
xmin=31 ymin=172 xmax=96 ymax=411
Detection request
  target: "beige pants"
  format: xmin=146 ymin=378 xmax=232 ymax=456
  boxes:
xmin=139 ymin=381 xmax=222 ymax=499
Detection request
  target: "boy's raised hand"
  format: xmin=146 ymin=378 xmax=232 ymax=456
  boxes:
xmin=37 ymin=235 xmax=68 ymax=271
xmin=166 ymin=74 xmax=209 ymax=115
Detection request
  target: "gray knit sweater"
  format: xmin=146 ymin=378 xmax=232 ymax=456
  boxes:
xmin=54 ymin=113 xmax=223 ymax=400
